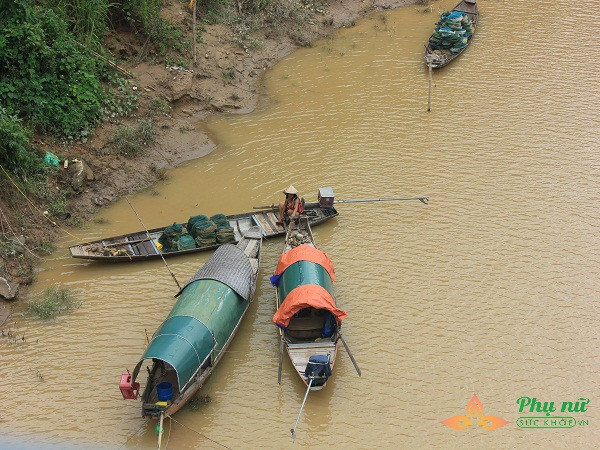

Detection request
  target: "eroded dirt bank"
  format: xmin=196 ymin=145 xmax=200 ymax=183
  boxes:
xmin=0 ymin=0 xmax=421 ymax=307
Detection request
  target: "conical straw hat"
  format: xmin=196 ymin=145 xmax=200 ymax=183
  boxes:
xmin=283 ymin=185 xmax=298 ymax=195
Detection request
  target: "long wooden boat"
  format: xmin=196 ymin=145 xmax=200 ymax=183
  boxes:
xmin=272 ymin=216 xmax=347 ymax=391
xmin=119 ymin=227 xmax=262 ymax=418
xmin=424 ymin=0 xmax=479 ymax=69
xmin=69 ymin=203 xmax=337 ymax=262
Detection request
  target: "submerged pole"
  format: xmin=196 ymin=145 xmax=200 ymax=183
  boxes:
xmin=278 ymin=330 xmax=284 ymax=385
xmin=428 ymin=61 xmax=432 ymax=112
xmin=157 ymin=412 xmax=164 ymax=449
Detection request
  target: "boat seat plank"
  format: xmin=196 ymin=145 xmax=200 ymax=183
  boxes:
xmin=287 ymin=341 xmax=336 ymax=349
xmin=249 ymin=258 xmax=259 ymax=274
xmin=252 ymin=213 xmax=277 ymax=235
xmin=287 ymin=317 xmax=323 ymax=331
xmin=243 ymin=238 xmax=259 ymax=257
xmin=133 ymin=243 xmax=148 ymax=256
xmin=265 ymin=211 xmax=284 ymax=232
xmin=141 ymin=239 xmax=157 ymax=255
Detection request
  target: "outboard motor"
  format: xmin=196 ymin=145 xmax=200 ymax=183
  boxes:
xmin=304 ymin=355 xmax=332 ymax=387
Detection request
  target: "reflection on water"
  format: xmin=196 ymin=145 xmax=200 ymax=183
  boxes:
xmin=1 ymin=0 xmax=599 ymax=447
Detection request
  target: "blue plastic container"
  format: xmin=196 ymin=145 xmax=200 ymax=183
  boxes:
xmin=156 ymin=382 xmax=173 ymax=401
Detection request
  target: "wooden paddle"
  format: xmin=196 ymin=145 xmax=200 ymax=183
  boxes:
xmin=338 ymin=328 xmax=361 ymax=377
xmin=278 ymin=330 xmax=284 ymax=385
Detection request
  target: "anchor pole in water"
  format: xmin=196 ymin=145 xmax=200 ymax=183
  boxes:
xmin=157 ymin=411 xmax=164 ymax=449
xmin=291 ymin=377 xmax=314 ymax=441
xmin=428 ymin=60 xmax=433 ymax=111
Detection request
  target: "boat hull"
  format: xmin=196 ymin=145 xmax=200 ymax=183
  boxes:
xmin=424 ymin=0 xmax=479 ymax=69
xmin=70 ymin=205 xmax=337 ymax=262
xmin=128 ymin=229 xmax=262 ymax=418
xmin=273 ymin=217 xmax=345 ymax=390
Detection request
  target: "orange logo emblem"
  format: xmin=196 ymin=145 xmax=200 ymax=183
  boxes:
xmin=441 ymin=394 xmax=509 ymax=430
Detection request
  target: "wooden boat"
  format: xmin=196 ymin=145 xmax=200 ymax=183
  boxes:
xmin=69 ymin=200 xmax=338 ymax=262
xmin=424 ymin=0 xmax=479 ymax=69
xmin=272 ymin=216 xmax=347 ymax=391
xmin=118 ymin=227 xmax=262 ymax=418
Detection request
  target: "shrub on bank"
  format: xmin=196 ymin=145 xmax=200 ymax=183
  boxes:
xmin=0 ymin=107 xmax=41 ymax=176
xmin=0 ymin=1 xmax=105 ymax=140
xmin=111 ymin=119 xmax=156 ymax=157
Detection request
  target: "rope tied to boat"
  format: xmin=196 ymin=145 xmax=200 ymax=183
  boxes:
xmin=165 ymin=413 xmax=233 ymax=450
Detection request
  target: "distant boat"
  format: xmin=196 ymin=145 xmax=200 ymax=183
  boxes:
xmin=69 ymin=199 xmax=338 ymax=262
xmin=425 ymin=0 xmax=479 ymax=69
xmin=272 ymin=216 xmax=347 ymax=391
xmin=119 ymin=227 xmax=262 ymax=418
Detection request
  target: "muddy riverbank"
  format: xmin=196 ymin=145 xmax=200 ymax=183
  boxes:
xmin=0 ymin=0 xmax=419 ymax=307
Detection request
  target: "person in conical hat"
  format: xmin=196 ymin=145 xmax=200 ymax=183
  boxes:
xmin=277 ymin=185 xmax=303 ymax=226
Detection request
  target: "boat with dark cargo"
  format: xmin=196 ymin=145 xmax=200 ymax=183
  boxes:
xmin=69 ymin=189 xmax=338 ymax=262
xmin=118 ymin=227 xmax=262 ymax=419
xmin=425 ymin=0 xmax=479 ymax=69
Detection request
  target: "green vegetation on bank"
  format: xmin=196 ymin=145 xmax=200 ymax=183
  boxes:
xmin=0 ymin=0 xmax=324 ymax=180
xmin=27 ymin=286 xmax=79 ymax=319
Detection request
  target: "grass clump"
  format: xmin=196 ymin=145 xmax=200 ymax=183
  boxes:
xmin=221 ymin=68 xmax=236 ymax=84
xmin=111 ymin=119 xmax=155 ymax=156
xmin=27 ymin=287 xmax=79 ymax=320
xmin=148 ymin=97 xmax=172 ymax=118
xmin=188 ymin=393 xmax=211 ymax=411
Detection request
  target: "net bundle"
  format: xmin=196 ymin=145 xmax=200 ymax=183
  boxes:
xmin=429 ymin=11 xmax=473 ymax=54
xmin=158 ymin=223 xmax=186 ymax=252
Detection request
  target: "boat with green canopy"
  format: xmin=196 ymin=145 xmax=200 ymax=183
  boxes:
xmin=118 ymin=227 xmax=262 ymax=418
xmin=271 ymin=216 xmax=360 ymax=439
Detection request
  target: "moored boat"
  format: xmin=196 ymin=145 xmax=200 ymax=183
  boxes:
xmin=425 ymin=0 xmax=479 ymax=69
xmin=69 ymin=191 xmax=338 ymax=262
xmin=272 ymin=217 xmax=347 ymax=391
xmin=118 ymin=227 xmax=262 ymax=418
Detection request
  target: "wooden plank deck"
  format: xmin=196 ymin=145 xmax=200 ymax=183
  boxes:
xmin=252 ymin=212 xmax=284 ymax=236
xmin=287 ymin=342 xmax=336 ymax=375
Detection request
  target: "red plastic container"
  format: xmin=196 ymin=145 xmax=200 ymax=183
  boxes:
xmin=119 ymin=372 xmax=140 ymax=400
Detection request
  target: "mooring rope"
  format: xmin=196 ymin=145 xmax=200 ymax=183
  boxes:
xmin=0 ymin=205 xmax=41 ymax=259
xmin=117 ymin=421 xmax=147 ymax=449
xmin=0 ymin=163 xmax=87 ymax=244
xmin=165 ymin=414 xmax=233 ymax=450
xmin=0 ymin=162 xmax=134 ymax=259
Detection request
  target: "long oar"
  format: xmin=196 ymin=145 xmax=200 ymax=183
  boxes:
xmin=278 ymin=330 xmax=284 ymax=385
xmin=126 ymin=197 xmax=182 ymax=290
xmin=334 ymin=196 xmax=429 ymax=205
xmin=291 ymin=377 xmax=313 ymax=441
xmin=253 ymin=195 xmax=429 ymax=209
xmin=338 ymin=329 xmax=361 ymax=377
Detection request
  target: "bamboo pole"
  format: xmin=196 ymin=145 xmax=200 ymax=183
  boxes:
xmin=427 ymin=61 xmax=432 ymax=112
xmin=291 ymin=377 xmax=314 ymax=440
xmin=193 ymin=0 xmax=197 ymax=66
xmin=157 ymin=412 xmax=164 ymax=449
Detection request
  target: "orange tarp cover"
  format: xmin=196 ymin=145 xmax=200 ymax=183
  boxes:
xmin=274 ymin=244 xmax=335 ymax=282
xmin=272 ymin=284 xmax=348 ymax=328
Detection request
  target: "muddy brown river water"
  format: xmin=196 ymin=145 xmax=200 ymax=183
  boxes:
xmin=1 ymin=0 xmax=599 ymax=447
